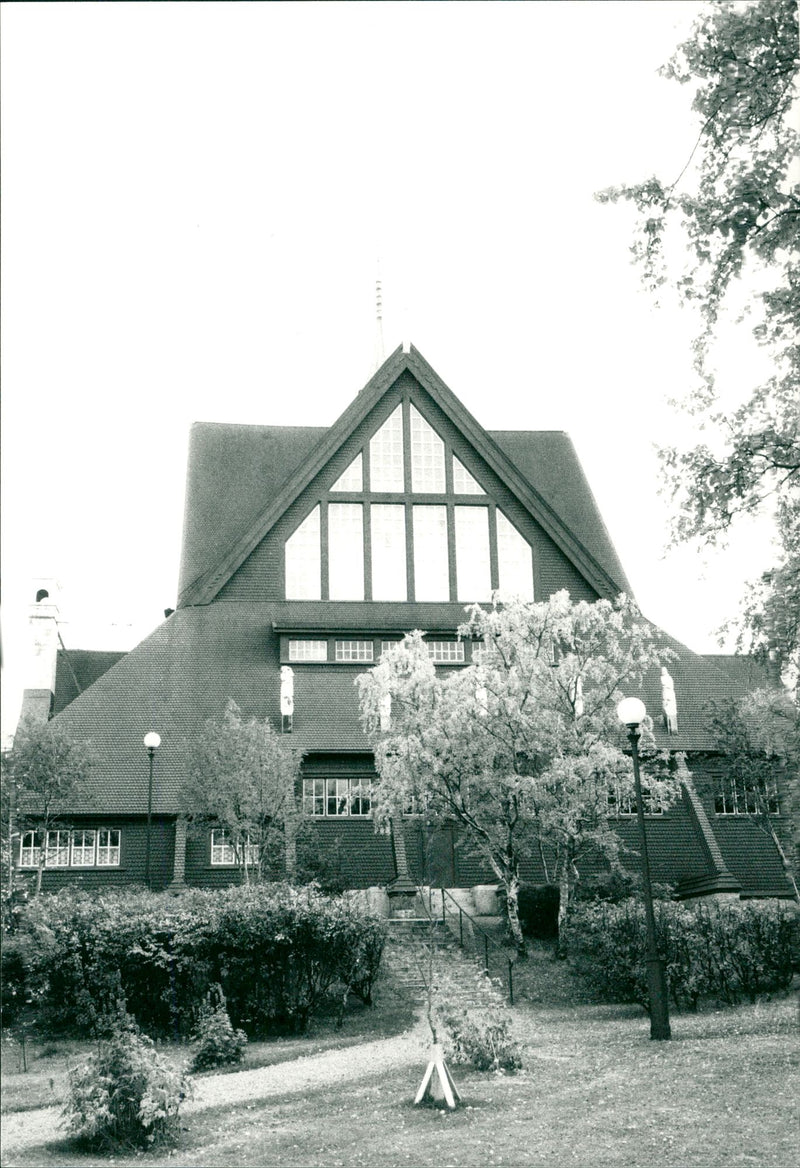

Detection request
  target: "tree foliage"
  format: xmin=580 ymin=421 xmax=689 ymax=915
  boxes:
xmin=706 ymin=687 xmax=800 ymax=900
xmin=599 ymin=0 xmax=800 ymax=674
xmin=184 ymin=700 xmax=301 ymax=882
xmin=1 ymin=717 xmax=94 ymax=895
xmin=357 ymin=593 xmax=677 ymax=954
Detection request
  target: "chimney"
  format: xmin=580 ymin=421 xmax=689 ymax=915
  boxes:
xmin=19 ymin=581 xmax=61 ymax=724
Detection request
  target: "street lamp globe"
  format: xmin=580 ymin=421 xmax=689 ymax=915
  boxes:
xmin=617 ymin=697 xmax=646 ymax=728
xmin=144 ymin=732 xmax=161 ymax=751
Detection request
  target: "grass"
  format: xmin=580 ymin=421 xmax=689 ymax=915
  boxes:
xmin=2 ymin=961 xmax=797 ymax=1168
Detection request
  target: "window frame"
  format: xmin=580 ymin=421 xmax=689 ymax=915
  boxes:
xmin=302 ymin=777 xmax=373 ymax=817
xmin=210 ymin=827 xmax=260 ymax=867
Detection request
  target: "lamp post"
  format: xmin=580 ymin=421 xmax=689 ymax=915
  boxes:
xmin=616 ymin=697 xmax=671 ymax=1041
xmin=143 ymin=732 xmax=161 ymax=890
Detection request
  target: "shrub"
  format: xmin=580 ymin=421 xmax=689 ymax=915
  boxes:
xmin=61 ymin=1010 xmax=192 ymax=1150
xmin=565 ymin=897 xmax=796 ymax=1010
xmin=435 ymin=969 xmax=523 ymax=1073
xmin=190 ymin=985 xmax=247 ymax=1072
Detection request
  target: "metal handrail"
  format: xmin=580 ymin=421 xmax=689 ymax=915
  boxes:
xmin=429 ymin=886 xmax=515 ymax=1005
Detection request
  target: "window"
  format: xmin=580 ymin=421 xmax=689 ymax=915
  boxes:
xmin=608 ymin=782 xmax=663 ymax=816
xmin=370 ymin=405 xmax=404 ymax=491
xmin=331 ymin=453 xmax=363 ymax=492
xmin=497 ymin=510 xmax=534 ymax=600
xmin=371 ymin=504 xmax=407 ymax=601
xmin=455 ymin=506 xmax=491 ymax=601
xmin=413 ymin=505 xmax=449 ymax=600
xmin=71 ymin=829 xmax=97 ymax=867
xmin=410 ymin=405 xmax=445 ymax=492
xmin=329 ymin=503 xmax=364 ymax=600
xmin=210 ymin=828 xmax=259 ymax=866
xmin=381 ymin=640 xmax=400 ymax=655
xmin=19 ymin=831 xmax=39 ymax=868
xmin=288 ymin=639 xmax=328 ymax=662
xmin=46 ymin=830 xmax=70 ymax=867
xmin=453 ymin=456 xmax=484 ymax=494
xmin=97 ymin=829 xmax=121 ymax=866
xmin=303 ymin=778 xmax=372 ymax=816
xmin=285 ymin=506 xmax=321 ymax=599
xmin=715 ymin=773 xmax=779 ymax=815
xmin=335 ymin=640 xmax=374 ymax=662
xmin=426 ymin=641 xmax=465 ymax=663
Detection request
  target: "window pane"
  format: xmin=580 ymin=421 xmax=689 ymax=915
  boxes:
xmin=410 ymin=405 xmax=445 ymax=492
xmin=46 ymin=830 xmax=70 ymax=867
xmin=371 ymin=504 xmax=407 ymax=601
xmin=455 ymin=506 xmax=491 ymax=601
xmin=497 ymin=510 xmax=534 ymax=600
xmin=285 ymin=505 xmax=321 ymax=599
xmin=288 ymin=640 xmax=328 ymax=662
xmin=71 ymin=830 xmax=97 ymax=867
xmin=20 ymin=831 xmax=39 ymax=868
xmin=304 ymin=778 xmax=325 ymax=816
xmin=427 ymin=641 xmax=465 ymax=662
xmin=413 ymin=506 xmax=450 ymax=600
xmin=452 ymin=456 xmax=484 ymax=494
xmin=329 ymin=503 xmax=364 ymax=600
xmin=331 ymin=453 xmax=363 ymax=492
xmin=327 ymin=778 xmax=350 ymax=816
xmin=350 ymin=781 xmax=372 ymax=816
xmin=370 ymin=405 xmax=404 ymax=491
xmin=335 ymin=640 xmax=374 ymax=661
xmin=97 ymin=829 xmax=121 ymax=866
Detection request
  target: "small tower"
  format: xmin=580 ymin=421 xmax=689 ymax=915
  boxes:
xmin=19 ymin=580 xmax=61 ymax=724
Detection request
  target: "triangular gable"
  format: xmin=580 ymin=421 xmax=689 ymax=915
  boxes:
xmin=178 ymin=346 xmax=630 ymax=607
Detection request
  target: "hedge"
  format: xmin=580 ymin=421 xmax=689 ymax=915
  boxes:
xmin=565 ymin=897 xmax=797 ymax=1010
xmin=5 ymin=884 xmax=387 ymax=1038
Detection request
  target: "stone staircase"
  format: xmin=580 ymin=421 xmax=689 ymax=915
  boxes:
xmin=383 ymin=915 xmax=510 ymax=1011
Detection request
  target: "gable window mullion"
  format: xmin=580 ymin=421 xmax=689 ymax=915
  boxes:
xmin=446 ymin=499 xmax=457 ymax=602
xmin=321 ymin=501 xmax=330 ymax=600
xmin=488 ymin=504 xmax=499 ymax=593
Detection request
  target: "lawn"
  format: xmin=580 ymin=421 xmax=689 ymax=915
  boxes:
xmin=2 ymin=992 xmax=797 ymax=1168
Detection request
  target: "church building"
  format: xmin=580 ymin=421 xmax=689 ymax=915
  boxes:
xmin=14 ymin=345 xmax=794 ymax=901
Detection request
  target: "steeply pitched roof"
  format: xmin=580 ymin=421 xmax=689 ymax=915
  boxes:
xmin=177 ymin=346 xmax=631 ymax=607
xmin=54 ymin=650 xmax=128 ymax=715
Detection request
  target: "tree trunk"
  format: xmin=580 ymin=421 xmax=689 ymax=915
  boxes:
xmin=556 ymin=866 xmax=570 ymax=958
xmin=504 ymin=875 xmax=527 ymax=958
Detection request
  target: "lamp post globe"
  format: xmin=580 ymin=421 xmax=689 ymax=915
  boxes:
xmin=617 ymin=696 xmax=671 ymax=1041
xmin=143 ymin=732 xmax=161 ymax=889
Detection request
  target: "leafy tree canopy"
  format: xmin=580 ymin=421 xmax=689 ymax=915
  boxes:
xmin=184 ymin=700 xmax=301 ymax=882
xmin=599 ymin=0 xmax=799 ymax=676
xmin=357 ymin=593 xmax=677 ymax=953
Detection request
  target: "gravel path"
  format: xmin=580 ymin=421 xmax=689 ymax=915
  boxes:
xmin=1 ymin=1018 xmax=430 ymax=1158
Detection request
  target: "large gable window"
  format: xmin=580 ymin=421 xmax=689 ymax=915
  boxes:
xmin=283 ymin=398 xmax=536 ymax=603
xmin=285 ymin=506 xmax=321 ymax=599
xmin=413 ymin=506 xmax=449 ymax=601
xmin=328 ymin=503 xmax=364 ymax=600
xmin=370 ymin=405 xmax=404 ymax=491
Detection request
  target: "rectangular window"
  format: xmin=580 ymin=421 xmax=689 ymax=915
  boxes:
xmin=288 ymin=639 xmax=328 ymax=662
xmin=608 ymin=782 xmax=663 ymax=816
xmin=285 ymin=505 xmax=321 ymax=600
xmin=381 ymin=640 xmax=400 ymax=655
xmin=370 ymin=405 xmax=404 ymax=491
xmin=329 ymin=503 xmax=364 ymax=600
xmin=303 ymin=778 xmax=372 ymax=817
xmin=426 ymin=641 xmax=465 ymax=663
xmin=371 ymin=504 xmax=407 ymax=601
xmin=97 ymin=829 xmax=121 ymax=866
xmin=497 ymin=510 xmax=534 ymax=600
xmin=455 ymin=506 xmax=491 ymax=602
xmin=715 ymin=774 xmax=779 ymax=815
xmin=410 ymin=405 xmax=445 ymax=492
xmin=71 ymin=830 xmax=97 ymax=867
xmin=19 ymin=831 xmax=39 ymax=868
xmin=45 ymin=830 xmax=70 ymax=867
xmin=413 ymin=505 xmax=449 ymax=601
xmin=210 ymin=828 xmax=258 ymax=866
xmin=335 ymin=640 xmax=374 ymax=662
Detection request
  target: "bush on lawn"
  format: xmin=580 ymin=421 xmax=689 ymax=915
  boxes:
xmin=565 ymin=897 xmax=796 ymax=1010
xmin=62 ymin=1007 xmax=192 ymax=1150
xmin=435 ymin=969 xmax=523 ymax=1073
xmin=190 ymin=985 xmax=247 ymax=1072
xmin=11 ymin=883 xmax=387 ymax=1039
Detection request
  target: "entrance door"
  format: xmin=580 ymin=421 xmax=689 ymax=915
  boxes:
xmin=421 ymin=823 xmax=455 ymax=887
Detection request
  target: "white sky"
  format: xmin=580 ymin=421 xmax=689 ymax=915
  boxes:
xmin=0 ymin=1 xmax=777 ymax=742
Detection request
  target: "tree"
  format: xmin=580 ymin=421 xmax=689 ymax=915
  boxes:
xmin=1 ymin=717 xmax=94 ymax=896
xmin=706 ymin=687 xmax=800 ymax=900
xmin=184 ymin=700 xmax=301 ymax=883
xmin=599 ymin=0 xmax=799 ymax=677
xmin=357 ymin=593 xmax=677 ymax=955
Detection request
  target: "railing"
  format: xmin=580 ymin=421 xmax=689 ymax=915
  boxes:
xmin=428 ymin=887 xmax=516 ymax=1004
